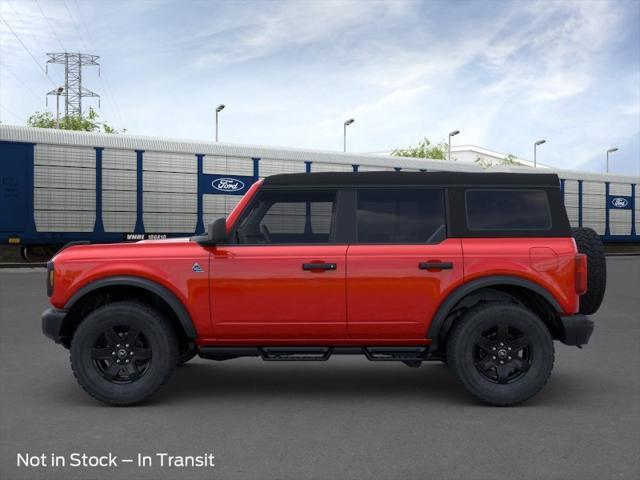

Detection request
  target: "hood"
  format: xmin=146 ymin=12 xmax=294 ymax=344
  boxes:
xmin=52 ymin=238 xmax=203 ymax=263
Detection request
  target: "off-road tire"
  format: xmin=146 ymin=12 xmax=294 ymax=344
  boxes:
xmin=571 ymin=227 xmax=606 ymax=315
xmin=447 ymin=302 xmax=554 ymax=406
xmin=70 ymin=301 xmax=178 ymax=406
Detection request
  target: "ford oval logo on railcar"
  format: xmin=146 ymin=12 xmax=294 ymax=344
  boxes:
xmin=611 ymin=197 xmax=629 ymax=208
xmin=211 ymin=178 xmax=245 ymax=192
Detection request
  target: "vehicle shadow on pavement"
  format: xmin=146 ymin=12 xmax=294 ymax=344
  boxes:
xmin=46 ymin=359 xmax=584 ymax=408
xmin=151 ymin=361 xmax=476 ymax=406
xmin=149 ymin=360 xmax=587 ymax=407
xmin=141 ymin=361 xmax=459 ymax=401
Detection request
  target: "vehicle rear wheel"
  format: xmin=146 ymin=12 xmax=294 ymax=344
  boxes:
xmin=571 ymin=227 xmax=606 ymax=315
xmin=70 ymin=301 xmax=178 ymax=406
xmin=447 ymin=302 xmax=554 ymax=406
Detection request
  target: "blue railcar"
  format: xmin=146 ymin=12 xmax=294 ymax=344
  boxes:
xmin=1 ymin=125 xmax=638 ymax=260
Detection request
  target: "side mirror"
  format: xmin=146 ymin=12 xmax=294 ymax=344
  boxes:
xmin=208 ymin=217 xmax=227 ymax=244
xmin=192 ymin=217 xmax=227 ymax=246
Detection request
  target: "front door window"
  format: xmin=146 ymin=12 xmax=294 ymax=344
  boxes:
xmin=235 ymin=190 xmax=337 ymax=244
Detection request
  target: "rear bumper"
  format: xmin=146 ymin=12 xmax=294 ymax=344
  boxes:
xmin=41 ymin=308 xmax=67 ymax=344
xmin=559 ymin=314 xmax=594 ymax=346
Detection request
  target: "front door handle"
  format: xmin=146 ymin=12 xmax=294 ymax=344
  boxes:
xmin=419 ymin=261 xmax=453 ymax=271
xmin=302 ymin=263 xmax=337 ymax=271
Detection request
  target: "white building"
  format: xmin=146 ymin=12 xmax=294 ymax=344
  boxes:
xmin=368 ymin=145 xmax=549 ymax=168
xmin=450 ymin=145 xmax=549 ymax=168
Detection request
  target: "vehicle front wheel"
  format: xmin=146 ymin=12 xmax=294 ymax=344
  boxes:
xmin=447 ymin=302 xmax=554 ymax=406
xmin=70 ymin=301 xmax=178 ymax=406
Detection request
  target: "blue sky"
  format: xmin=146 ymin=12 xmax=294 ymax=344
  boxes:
xmin=1 ymin=0 xmax=638 ymax=175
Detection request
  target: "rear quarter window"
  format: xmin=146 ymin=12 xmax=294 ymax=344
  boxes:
xmin=465 ymin=189 xmax=551 ymax=231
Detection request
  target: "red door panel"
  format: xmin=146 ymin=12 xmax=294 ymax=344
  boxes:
xmin=346 ymin=239 xmax=464 ymax=341
xmin=210 ymin=245 xmax=347 ymax=342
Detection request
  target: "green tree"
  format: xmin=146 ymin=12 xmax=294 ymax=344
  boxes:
xmin=501 ymin=153 xmax=522 ymax=166
xmin=474 ymin=156 xmax=493 ymax=169
xmin=391 ymin=137 xmax=451 ymax=160
xmin=27 ymin=107 xmax=125 ymax=134
xmin=474 ymin=153 xmax=524 ymax=169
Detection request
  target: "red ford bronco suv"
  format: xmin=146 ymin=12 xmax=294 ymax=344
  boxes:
xmin=42 ymin=172 xmax=605 ymax=406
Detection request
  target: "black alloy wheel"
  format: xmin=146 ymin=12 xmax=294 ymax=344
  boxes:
xmin=91 ymin=325 xmax=152 ymax=383
xmin=70 ymin=301 xmax=178 ymax=406
xmin=473 ymin=324 xmax=531 ymax=384
xmin=447 ymin=302 xmax=554 ymax=406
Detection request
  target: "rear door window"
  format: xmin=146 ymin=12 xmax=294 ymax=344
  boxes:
xmin=465 ymin=189 xmax=551 ymax=230
xmin=356 ymin=189 xmax=446 ymax=243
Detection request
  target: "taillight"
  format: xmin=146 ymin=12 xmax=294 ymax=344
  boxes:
xmin=46 ymin=261 xmax=55 ymax=297
xmin=575 ymin=254 xmax=587 ymax=295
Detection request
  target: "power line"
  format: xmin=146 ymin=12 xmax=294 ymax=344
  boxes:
xmin=0 ymin=60 xmax=45 ymax=105
xmin=100 ymin=75 xmax=125 ymax=128
xmin=0 ymin=104 xmax=23 ymax=123
xmin=36 ymin=0 xmax=101 ymax=118
xmin=72 ymin=0 xmax=124 ymax=125
xmin=34 ymin=0 xmax=67 ymax=52
xmin=0 ymin=14 xmax=57 ymax=87
xmin=62 ymin=0 xmax=90 ymax=52
xmin=6 ymin=0 xmax=49 ymax=56
xmin=71 ymin=0 xmax=126 ymax=128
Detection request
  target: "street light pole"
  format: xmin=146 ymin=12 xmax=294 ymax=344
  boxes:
xmin=448 ymin=130 xmax=460 ymax=161
xmin=215 ymin=104 xmax=225 ymax=142
xmin=55 ymin=87 xmax=64 ymax=129
xmin=343 ymin=118 xmax=354 ymax=152
xmin=606 ymin=148 xmax=618 ymax=173
xmin=534 ymin=139 xmax=546 ymax=167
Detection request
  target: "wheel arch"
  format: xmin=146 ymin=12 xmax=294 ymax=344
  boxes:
xmin=428 ymin=276 xmax=562 ymax=347
xmin=60 ymin=276 xmax=196 ymax=348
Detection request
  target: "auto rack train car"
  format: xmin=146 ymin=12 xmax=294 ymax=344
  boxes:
xmin=1 ymin=125 xmax=637 ymax=260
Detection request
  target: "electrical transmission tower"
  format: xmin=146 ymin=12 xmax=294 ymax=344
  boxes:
xmin=46 ymin=53 xmax=100 ymax=117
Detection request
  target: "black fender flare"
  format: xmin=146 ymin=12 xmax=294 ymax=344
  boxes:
xmin=65 ymin=275 xmax=197 ymax=339
xmin=427 ymin=275 xmax=562 ymax=344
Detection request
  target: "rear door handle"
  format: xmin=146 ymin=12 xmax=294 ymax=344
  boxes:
xmin=419 ymin=261 xmax=453 ymax=271
xmin=302 ymin=263 xmax=337 ymax=271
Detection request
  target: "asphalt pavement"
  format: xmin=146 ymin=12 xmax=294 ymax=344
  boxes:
xmin=1 ymin=258 xmax=639 ymax=480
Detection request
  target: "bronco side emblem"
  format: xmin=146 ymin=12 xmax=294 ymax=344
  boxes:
xmin=192 ymin=263 xmax=203 ymax=273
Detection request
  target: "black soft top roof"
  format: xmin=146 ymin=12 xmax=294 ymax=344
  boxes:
xmin=263 ymin=171 xmax=560 ymax=188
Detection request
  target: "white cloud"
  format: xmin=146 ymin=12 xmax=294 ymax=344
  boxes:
xmin=1 ymin=0 xmax=638 ymax=174
xmin=189 ymin=1 xmax=411 ymax=68
xmin=347 ymin=85 xmax=429 ymax=117
xmin=479 ymin=0 xmax=623 ymax=103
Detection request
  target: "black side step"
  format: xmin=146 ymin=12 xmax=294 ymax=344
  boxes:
xmin=199 ymin=346 xmax=432 ymax=362
xmin=199 ymin=347 xmax=261 ymax=361
xmin=363 ymin=347 xmax=429 ymax=361
xmin=261 ymin=347 xmax=333 ymax=361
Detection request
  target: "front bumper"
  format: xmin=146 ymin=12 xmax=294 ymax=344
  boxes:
xmin=558 ymin=314 xmax=594 ymax=346
xmin=42 ymin=308 xmax=67 ymax=344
